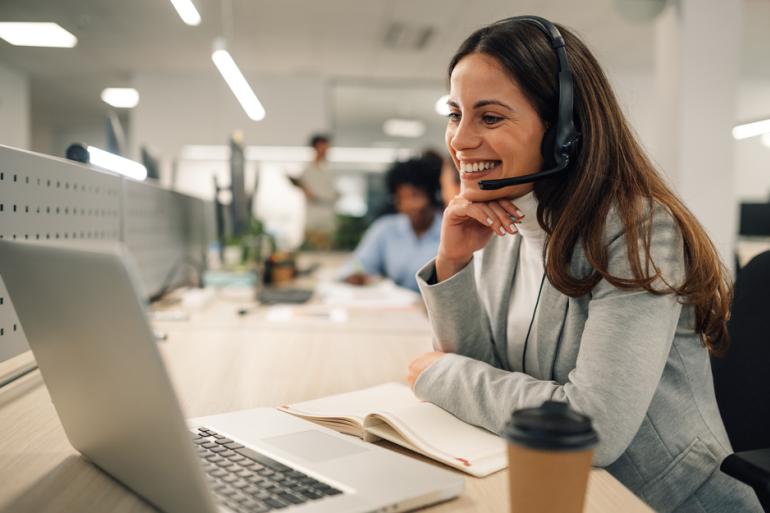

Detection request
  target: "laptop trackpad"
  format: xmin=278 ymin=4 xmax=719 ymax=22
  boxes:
xmin=263 ymin=430 xmax=367 ymax=462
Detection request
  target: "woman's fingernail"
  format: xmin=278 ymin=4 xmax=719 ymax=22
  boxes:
xmin=486 ymin=217 xmax=494 ymax=225
xmin=509 ymin=224 xmax=517 ymax=233
xmin=516 ymin=209 xmax=524 ymax=218
xmin=498 ymin=226 xmax=505 ymax=235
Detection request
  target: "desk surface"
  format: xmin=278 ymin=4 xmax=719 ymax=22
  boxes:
xmin=0 ymin=261 xmax=655 ymax=513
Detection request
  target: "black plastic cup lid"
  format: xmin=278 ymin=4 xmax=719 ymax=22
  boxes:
xmin=503 ymin=400 xmax=599 ymax=451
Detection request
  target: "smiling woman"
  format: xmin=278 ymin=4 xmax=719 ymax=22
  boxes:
xmin=407 ymin=16 xmax=763 ymax=513
xmin=445 ymin=52 xmax=547 ymax=205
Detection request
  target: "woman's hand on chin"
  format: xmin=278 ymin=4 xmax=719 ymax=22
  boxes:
xmin=435 ymin=195 xmax=524 ymax=281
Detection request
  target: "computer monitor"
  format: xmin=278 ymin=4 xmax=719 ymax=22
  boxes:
xmin=141 ymin=146 xmax=160 ymax=181
xmin=229 ymin=133 xmax=249 ymax=237
xmin=213 ymin=175 xmax=227 ymax=259
xmin=106 ymin=111 xmax=127 ymax=156
xmin=739 ymin=203 xmax=770 ymax=237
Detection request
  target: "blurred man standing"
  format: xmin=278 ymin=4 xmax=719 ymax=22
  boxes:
xmin=292 ymin=133 xmax=338 ymax=249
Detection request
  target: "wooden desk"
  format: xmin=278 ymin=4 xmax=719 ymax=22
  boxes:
xmin=152 ymin=285 xmax=432 ymax=336
xmin=0 ymin=291 xmax=655 ymax=513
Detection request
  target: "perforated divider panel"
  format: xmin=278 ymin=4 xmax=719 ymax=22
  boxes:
xmin=0 ymin=147 xmax=122 ymax=243
xmin=0 ymin=276 xmax=28 ymax=364
xmin=0 ymin=145 xmax=214 ymax=366
xmin=123 ymin=180 xmax=213 ymax=298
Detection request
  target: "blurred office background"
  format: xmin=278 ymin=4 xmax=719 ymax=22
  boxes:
xmin=0 ymin=0 xmax=769 ymax=267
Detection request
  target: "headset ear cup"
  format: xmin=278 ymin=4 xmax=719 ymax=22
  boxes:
xmin=540 ymin=125 xmax=558 ymax=170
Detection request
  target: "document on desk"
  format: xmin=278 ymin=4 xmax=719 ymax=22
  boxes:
xmin=316 ymin=280 xmax=420 ymax=309
xmin=278 ymin=383 xmax=506 ymax=477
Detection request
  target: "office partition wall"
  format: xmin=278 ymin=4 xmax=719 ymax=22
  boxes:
xmin=0 ymin=145 xmax=214 ymax=365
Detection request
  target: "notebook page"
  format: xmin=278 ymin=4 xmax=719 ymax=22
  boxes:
xmin=364 ymin=401 xmax=507 ymax=477
xmin=316 ymin=280 xmax=420 ymax=309
xmin=279 ymin=382 xmax=507 ymax=476
xmin=278 ymin=383 xmax=415 ymax=434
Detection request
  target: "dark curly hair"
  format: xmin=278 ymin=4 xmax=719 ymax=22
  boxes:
xmin=385 ymin=156 xmax=442 ymax=208
xmin=308 ymin=133 xmax=330 ymax=148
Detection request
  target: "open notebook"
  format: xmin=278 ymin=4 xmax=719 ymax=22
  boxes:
xmin=278 ymin=383 xmax=507 ymax=477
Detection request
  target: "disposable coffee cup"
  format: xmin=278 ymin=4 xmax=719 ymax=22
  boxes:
xmin=503 ymin=401 xmax=599 ymax=513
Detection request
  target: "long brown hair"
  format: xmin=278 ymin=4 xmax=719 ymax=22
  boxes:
xmin=449 ymin=19 xmax=731 ymax=355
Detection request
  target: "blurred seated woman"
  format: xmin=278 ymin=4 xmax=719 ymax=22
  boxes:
xmin=439 ymin=154 xmax=461 ymax=208
xmin=338 ymin=157 xmax=442 ymax=292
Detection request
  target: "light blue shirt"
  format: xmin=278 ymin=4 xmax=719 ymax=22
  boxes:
xmin=342 ymin=212 xmax=442 ymax=292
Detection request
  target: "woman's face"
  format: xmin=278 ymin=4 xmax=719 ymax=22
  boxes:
xmin=445 ymin=52 xmax=547 ymax=202
xmin=395 ymin=184 xmax=433 ymax=232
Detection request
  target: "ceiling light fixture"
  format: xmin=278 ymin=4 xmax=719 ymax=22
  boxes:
xmin=178 ymin=145 xmax=415 ymax=164
xmin=435 ymin=94 xmax=451 ymax=116
xmin=87 ymin=146 xmax=148 ymax=181
xmin=0 ymin=22 xmax=77 ymax=48
xmin=383 ymin=119 xmax=426 ymax=138
xmin=211 ymin=38 xmax=266 ymax=121
xmin=732 ymin=118 xmax=770 ymax=140
xmin=169 ymin=0 xmax=202 ymax=26
xmin=101 ymin=88 xmax=140 ymax=109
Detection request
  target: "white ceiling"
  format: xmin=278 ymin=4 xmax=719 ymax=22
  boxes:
xmin=0 ymin=0 xmax=767 ymax=145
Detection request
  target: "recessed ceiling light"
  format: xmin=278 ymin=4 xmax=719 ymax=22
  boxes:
xmin=101 ymin=88 xmax=140 ymax=109
xmin=0 ymin=22 xmax=77 ymax=48
xmin=168 ymin=0 xmax=201 ymax=26
xmin=732 ymin=118 xmax=770 ymax=140
xmin=383 ymin=119 xmax=426 ymax=138
xmin=435 ymin=94 xmax=451 ymax=116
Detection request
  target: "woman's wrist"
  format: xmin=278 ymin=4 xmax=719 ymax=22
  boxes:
xmin=435 ymin=253 xmax=472 ymax=282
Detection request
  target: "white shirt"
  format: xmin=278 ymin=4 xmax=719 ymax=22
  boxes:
xmin=301 ymin=161 xmax=338 ymax=231
xmin=473 ymin=192 xmax=546 ymax=372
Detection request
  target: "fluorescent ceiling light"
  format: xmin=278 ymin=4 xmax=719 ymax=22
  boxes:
xmin=177 ymin=145 xmax=312 ymax=162
xmin=383 ymin=119 xmax=426 ymax=138
xmin=247 ymin=146 xmax=314 ymax=162
xmin=179 ymin=145 xmax=230 ymax=161
xmin=435 ymin=94 xmax=451 ymax=116
xmin=330 ymin=147 xmax=412 ymax=163
xmin=732 ymin=118 xmax=770 ymax=140
xmin=212 ymin=39 xmax=266 ymax=121
xmin=169 ymin=0 xmax=201 ymax=26
xmin=179 ymin=145 xmax=414 ymax=164
xmin=0 ymin=22 xmax=77 ymax=48
xmin=762 ymin=133 xmax=770 ymax=148
xmin=101 ymin=88 xmax=140 ymax=109
xmin=87 ymin=146 xmax=147 ymax=181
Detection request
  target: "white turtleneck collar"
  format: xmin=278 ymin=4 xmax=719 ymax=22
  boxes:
xmin=511 ymin=191 xmax=545 ymax=242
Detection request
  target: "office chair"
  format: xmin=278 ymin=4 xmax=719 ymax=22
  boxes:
xmin=712 ymin=250 xmax=770 ymax=512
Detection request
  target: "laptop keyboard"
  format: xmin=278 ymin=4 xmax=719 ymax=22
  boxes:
xmin=193 ymin=427 xmax=343 ymax=512
xmin=257 ymin=288 xmax=314 ymax=305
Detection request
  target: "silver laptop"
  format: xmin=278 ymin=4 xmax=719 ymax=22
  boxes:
xmin=0 ymin=241 xmax=463 ymax=513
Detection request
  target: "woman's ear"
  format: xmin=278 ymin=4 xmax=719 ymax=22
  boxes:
xmin=540 ymin=121 xmax=558 ymax=169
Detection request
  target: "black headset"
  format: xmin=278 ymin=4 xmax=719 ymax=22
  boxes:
xmin=478 ymin=16 xmax=581 ymax=191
